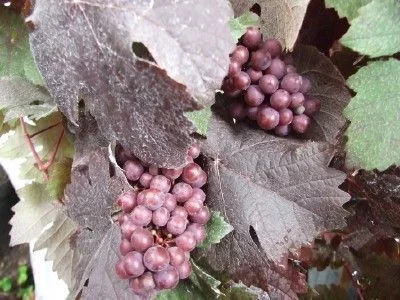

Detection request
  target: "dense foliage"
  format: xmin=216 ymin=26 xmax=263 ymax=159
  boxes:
xmin=0 ymin=0 xmax=399 ymax=299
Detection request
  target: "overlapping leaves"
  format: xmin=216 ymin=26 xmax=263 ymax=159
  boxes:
xmin=29 ymin=0 xmax=235 ymax=168
xmin=292 ymin=45 xmax=350 ymax=144
xmin=0 ymin=112 xmax=73 ymax=183
xmin=229 ymin=0 xmax=311 ymax=50
xmin=340 ymin=0 xmax=400 ymax=58
xmin=345 ymin=167 xmax=400 ymax=237
xmin=325 ymin=0 xmax=371 ymax=21
xmin=57 ymin=115 xmax=235 ymax=298
xmin=200 ymin=111 xmax=349 ymax=294
xmin=33 ymin=211 xmax=78 ymax=287
xmin=0 ymin=10 xmax=77 ymax=287
xmin=9 ymin=183 xmax=59 ymax=246
xmin=0 ymin=7 xmax=43 ymax=84
xmin=62 ymin=146 xmax=131 ymax=298
xmin=0 ymin=77 xmax=54 ymax=124
xmin=0 ymin=2 xmax=367 ymax=299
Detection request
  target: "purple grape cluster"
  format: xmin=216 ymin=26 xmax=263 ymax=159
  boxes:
xmin=222 ymin=27 xmax=321 ymax=136
xmin=114 ymin=145 xmax=210 ymax=296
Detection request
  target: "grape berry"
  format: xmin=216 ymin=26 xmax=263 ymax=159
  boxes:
xmin=223 ymin=27 xmax=321 ymax=136
xmin=115 ymin=145 xmax=209 ymax=296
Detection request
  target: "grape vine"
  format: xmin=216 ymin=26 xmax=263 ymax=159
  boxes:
xmin=0 ymin=0 xmax=399 ymax=299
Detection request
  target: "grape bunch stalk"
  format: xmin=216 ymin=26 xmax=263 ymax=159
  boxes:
xmin=114 ymin=145 xmax=210 ymax=297
xmin=222 ymin=27 xmax=321 ymax=136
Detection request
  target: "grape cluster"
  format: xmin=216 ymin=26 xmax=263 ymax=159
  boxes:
xmin=114 ymin=145 xmax=210 ymax=296
xmin=222 ymin=27 xmax=321 ymax=136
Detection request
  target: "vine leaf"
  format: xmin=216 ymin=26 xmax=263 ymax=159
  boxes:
xmin=63 ymin=147 xmax=131 ymax=298
xmin=229 ymin=11 xmax=260 ymax=41
xmin=0 ymin=112 xmax=74 ymax=183
xmin=80 ymin=224 xmax=132 ymax=300
xmin=292 ymin=45 xmax=351 ymax=144
xmin=157 ymin=260 xmax=222 ymax=300
xmin=199 ymin=211 xmax=233 ymax=249
xmin=0 ymin=112 xmax=5 ymax=132
xmin=229 ymin=0 xmax=311 ymax=50
xmin=157 ymin=282 xmax=200 ymax=300
xmin=0 ymin=77 xmax=55 ymax=123
xmin=325 ymin=0 xmax=372 ymax=20
xmin=344 ymin=59 xmax=400 ymax=170
xmin=222 ymin=281 xmax=271 ymax=299
xmin=354 ymin=252 xmax=400 ymax=299
xmin=200 ymin=112 xmax=349 ymax=292
xmin=9 ymin=183 xmax=59 ymax=246
xmin=185 ymin=106 xmax=212 ymax=136
xmin=29 ymin=0 xmax=235 ymax=167
xmin=46 ymin=157 xmax=73 ymax=200
xmin=190 ymin=260 xmax=222 ymax=298
xmin=33 ymin=212 xmax=79 ymax=287
xmin=345 ymin=167 xmax=400 ymax=239
xmin=0 ymin=7 xmax=43 ymax=84
xmin=340 ymin=0 xmax=400 ymax=58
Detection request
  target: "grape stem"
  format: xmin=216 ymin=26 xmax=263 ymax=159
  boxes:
xmin=152 ymin=230 xmax=174 ymax=247
xmin=162 ymin=239 xmax=175 ymax=247
xmin=19 ymin=117 xmax=64 ymax=180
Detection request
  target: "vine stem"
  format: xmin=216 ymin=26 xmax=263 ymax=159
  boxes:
xmin=19 ymin=117 xmax=64 ymax=181
xmin=151 ymin=229 xmax=175 ymax=247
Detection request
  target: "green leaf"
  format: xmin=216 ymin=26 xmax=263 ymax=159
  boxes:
xmin=0 ymin=112 xmax=74 ymax=183
xmin=199 ymin=211 xmax=233 ymax=249
xmin=0 ymin=111 xmax=4 ymax=132
xmin=33 ymin=212 xmax=78 ymax=288
xmin=9 ymin=183 xmax=59 ymax=245
xmin=221 ymin=282 xmax=270 ymax=300
xmin=0 ymin=8 xmax=43 ymax=84
xmin=157 ymin=261 xmax=222 ymax=300
xmin=17 ymin=265 xmax=29 ymax=286
xmin=229 ymin=12 xmax=259 ymax=41
xmin=344 ymin=59 xmax=400 ymax=170
xmin=185 ymin=106 xmax=212 ymax=136
xmin=0 ymin=277 xmax=12 ymax=293
xmin=0 ymin=77 xmax=55 ymax=123
xmin=325 ymin=0 xmax=371 ymax=20
xmin=341 ymin=0 xmax=400 ymax=57
xmin=190 ymin=260 xmax=222 ymax=298
xmin=230 ymin=0 xmax=310 ymax=50
xmin=17 ymin=285 xmax=34 ymax=300
xmin=46 ymin=157 xmax=73 ymax=199
xmin=157 ymin=282 xmax=203 ymax=300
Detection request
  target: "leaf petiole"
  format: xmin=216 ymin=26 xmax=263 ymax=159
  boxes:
xmin=28 ymin=121 xmax=61 ymax=138
xmin=19 ymin=116 xmax=65 ymax=180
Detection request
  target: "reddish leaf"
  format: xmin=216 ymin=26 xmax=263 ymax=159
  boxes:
xmin=292 ymin=45 xmax=351 ymax=144
xmin=342 ymin=167 xmax=400 ymax=250
xmin=29 ymin=0 xmax=235 ymax=168
xmin=200 ymin=112 xmax=349 ymax=292
xmin=355 ymin=252 xmax=400 ymax=299
xmin=63 ymin=146 xmax=131 ymax=298
xmin=347 ymin=168 xmax=400 ymax=230
xmin=81 ymin=225 xmax=132 ymax=300
xmin=229 ymin=0 xmax=310 ymax=50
